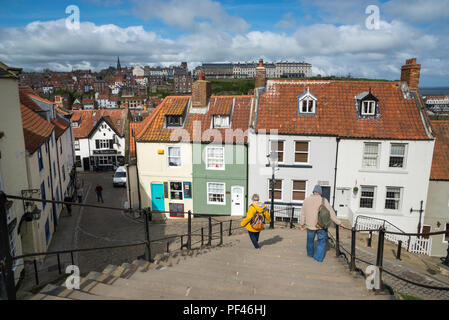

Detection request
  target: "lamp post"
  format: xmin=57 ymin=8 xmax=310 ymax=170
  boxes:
xmin=267 ymin=151 xmax=278 ymax=229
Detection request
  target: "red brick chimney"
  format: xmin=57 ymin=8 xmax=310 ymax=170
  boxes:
xmin=192 ymin=72 xmax=211 ymax=108
xmin=401 ymin=58 xmax=421 ymax=92
xmin=255 ymin=59 xmax=266 ymax=89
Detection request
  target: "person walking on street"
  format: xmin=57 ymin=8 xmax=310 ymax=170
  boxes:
xmin=64 ymin=194 xmax=73 ymax=216
xmin=95 ymin=184 xmax=104 ymax=203
xmin=77 ymin=187 xmax=84 ymax=203
xmin=241 ymin=194 xmax=271 ymax=249
xmin=300 ymin=185 xmax=341 ymax=262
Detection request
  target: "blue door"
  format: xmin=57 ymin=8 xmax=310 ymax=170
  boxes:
xmin=151 ymin=183 xmax=165 ymax=211
xmin=45 ymin=218 xmax=50 ymax=245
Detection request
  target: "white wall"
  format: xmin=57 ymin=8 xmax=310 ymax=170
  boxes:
xmin=248 ymin=131 xmax=337 ymax=212
xmin=336 ymin=139 xmax=435 ymax=232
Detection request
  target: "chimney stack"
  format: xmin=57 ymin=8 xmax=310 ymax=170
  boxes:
xmin=401 ymin=58 xmax=421 ymax=92
xmin=192 ymin=72 xmax=211 ymax=108
xmin=255 ymin=59 xmax=266 ymax=89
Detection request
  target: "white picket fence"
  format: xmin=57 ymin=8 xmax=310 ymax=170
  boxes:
xmin=354 ymin=215 xmax=432 ymax=256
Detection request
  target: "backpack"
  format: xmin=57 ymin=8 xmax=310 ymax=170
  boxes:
xmin=249 ymin=205 xmax=268 ymax=231
xmin=316 ymin=197 xmax=332 ymax=229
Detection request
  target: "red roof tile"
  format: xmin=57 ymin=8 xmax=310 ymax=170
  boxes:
xmin=20 ymin=104 xmax=54 ymax=154
xmin=137 ymin=95 xmax=253 ymax=144
xmin=429 ymin=120 xmax=449 ymax=181
xmin=256 ymin=80 xmax=430 ymax=140
xmin=71 ymin=109 xmax=127 ymax=139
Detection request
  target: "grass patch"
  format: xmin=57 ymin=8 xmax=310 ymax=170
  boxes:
xmin=395 ymin=290 xmax=422 ymax=300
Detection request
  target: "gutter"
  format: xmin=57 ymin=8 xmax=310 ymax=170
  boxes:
xmin=332 ymin=136 xmax=341 ymax=210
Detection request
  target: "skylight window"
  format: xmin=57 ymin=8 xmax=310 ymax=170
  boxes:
xmin=362 ymin=101 xmax=376 ymax=115
xmin=356 ymin=90 xmax=379 ymax=117
xmin=166 ymin=115 xmax=183 ymax=127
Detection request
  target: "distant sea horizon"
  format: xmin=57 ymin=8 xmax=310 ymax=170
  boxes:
xmin=419 ymin=87 xmax=449 ymax=95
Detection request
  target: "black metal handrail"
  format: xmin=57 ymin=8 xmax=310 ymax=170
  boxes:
xmin=354 ymin=215 xmax=407 ymax=234
xmin=332 ymin=224 xmax=449 ymax=292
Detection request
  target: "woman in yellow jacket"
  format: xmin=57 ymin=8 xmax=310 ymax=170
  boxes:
xmin=241 ymin=194 xmax=271 ymax=249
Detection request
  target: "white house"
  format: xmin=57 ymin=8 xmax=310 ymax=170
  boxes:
xmin=250 ymin=59 xmax=435 ymax=235
xmin=72 ymin=109 xmax=128 ymax=171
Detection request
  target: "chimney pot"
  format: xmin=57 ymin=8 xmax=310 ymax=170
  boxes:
xmin=259 ymin=59 xmax=263 ymax=67
xmin=198 ymin=72 xmax=205 ymax=81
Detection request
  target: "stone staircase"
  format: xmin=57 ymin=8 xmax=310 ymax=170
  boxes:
xmin=30 ymin=228 xmax=394 ymax=300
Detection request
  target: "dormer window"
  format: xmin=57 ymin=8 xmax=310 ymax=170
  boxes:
xmin=166 ymin=115 xmax=183 ymax=127
xmin=362 ymin=101 xmax=376 ymax=115
xmin=212 ymin=115 xmax=230 ymax=128
xmin=356 ymin=90 xmax=379 ymax=118
xmin=297 ymin=87 xmax=317 ymax=115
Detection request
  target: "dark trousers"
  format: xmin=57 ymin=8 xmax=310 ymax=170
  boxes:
xmin=78 ymin=196 xmax=82 ymax=203
xmin=96 ymin=192 xmax=104 ymax=203
xmin=248 ymin=231 xmax=260 ymax=249
xmin=66 ymin=205 xmax=72 ymax=216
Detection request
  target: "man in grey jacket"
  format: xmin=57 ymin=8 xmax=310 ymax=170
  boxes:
xmin=300 ymin=185 xmax=341 ymax=262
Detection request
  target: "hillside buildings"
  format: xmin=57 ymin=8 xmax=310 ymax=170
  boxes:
xmin=194 ymin=60 xmax=312 ymax=79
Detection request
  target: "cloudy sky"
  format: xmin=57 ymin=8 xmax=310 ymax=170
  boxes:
xmin=0 ymin=0 xmax=448 ymax=86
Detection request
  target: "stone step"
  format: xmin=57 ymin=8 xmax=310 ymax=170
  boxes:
xmin=40 ymin=283 xmax=115 ymax=300
xmin=30 ymin=293 xmax=71 ymax=300
xmin=129 ymin=264 xmax=374 ymax=299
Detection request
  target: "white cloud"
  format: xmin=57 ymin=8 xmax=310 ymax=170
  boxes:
xmin=0 ymin=14 xmax=447 ymax=84
xmin=383 ymin=0 xmax=449 ymax=23
xmin=275 ymin=12 xmax=296 ymax=29
xmin=130 ymin=0 xmax=250 ymax=33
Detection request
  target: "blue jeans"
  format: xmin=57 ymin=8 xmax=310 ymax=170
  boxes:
xmin=248 ymin=231 xmax=260 ymax=249
xmin=306 ymin=229 xmax=327 ymax=262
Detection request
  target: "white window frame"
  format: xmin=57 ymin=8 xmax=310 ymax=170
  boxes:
xmin=359 ymin=185 xmax=376 ymax=209
xmin=362 ymin=142 xmax=380 ymax=168
xmin=268 ymin=179 xmax=283 ymax=202
xmin=389 ymin=143 xmax=407 ymax=169
xmin=74 ymin=139 xmax=80 ymax=150
xmin=384 ymin=186 xmax=402 ymax=211
xmin=300 ymin=99 xmax=315 ymax=114
xmin=361 ymin=100 xmax=376 ymax=115
xmin=212 ymin=115 xmax=230 ymax=128
xmin=294 ymin=141 xmax=309 ymax=164
xmin=443 ymin=222 xmax=449 ymax=244
xmin=169 ymin=181 xmax=184 ymax=201
xmin=97 ymin=139 xmax=110 ymax=149
xmin=167 ymin=146 xmax=182 ymax=168
xmin=291 ymin=180 xmax=307 ymax=203
xmin=207 ymin=182 xmax=226 ymax=205
xmin=269 ymin=139 xmax=284 ymax=164
xmin=206 ymin=146 xmax=225 ymax=170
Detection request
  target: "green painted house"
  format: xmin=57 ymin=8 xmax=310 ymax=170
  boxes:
xmin=193 ymin=143 xmax=248 ymax=216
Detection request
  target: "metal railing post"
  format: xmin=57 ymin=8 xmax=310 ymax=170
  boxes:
xmin=201 ymin=228 xmax=204 ymax=246
xmin=443 ymin=242 xmax=449 ymax=267
xmin=290 ymin=207 xmax=295 ymax=229
xmin=57 ymin=253 xmax=62 ymax=274
xmin=187 ymin=210 xmax=192 ymax=250
xmin=33 ymin=259 xmax=39 ymax=286
xmin=350 ymin=227 xmax=356 ymax=271
xmin=143 ymin=208 xmax=152 ymax=262
xmin=208 ymin=217 xmax=212 ymax=246
xmin=219 ymin=222 xmax=223 ymax=246
xmin=0 ymin=192 xmax=16 ymax=300
xmin=396 ymin=240 xmax=402 ymax=260
xmin=167 ymin=242 xmax=170 ymax=253
xmin=71 ymin=252 xmax=75 ymax=265
xmin=181 ymin=236 xmax=184 ymax=250
xmin=335 ymin=224 xmax=341 ymax=257
xmin=368 ymin=231 xmax=372 ymax=247
xmin=376 ymin=227 xmax=385 ymax=288
xmin=229 ymin=220 xmax=232 ymax=236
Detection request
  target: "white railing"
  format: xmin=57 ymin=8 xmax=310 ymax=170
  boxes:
xmin=409 ymin=236 xmax=432 ymax=255
xmin=354 ymin=215 xmax=432 ymax=256
xmin=265 ymin=203 xmax=301 ymax=221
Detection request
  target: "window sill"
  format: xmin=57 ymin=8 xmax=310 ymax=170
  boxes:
xmin=207 ymin=202 xmax=226 ymax=206
xmin=266 ymin=164 xmax=312 ymax=169
xmin=358 ymin=169 xmax=408 ymax=174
